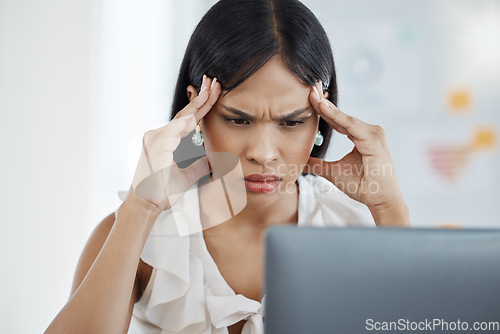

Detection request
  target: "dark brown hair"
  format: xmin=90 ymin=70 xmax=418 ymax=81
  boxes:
xmin=171 ymin=0 xmax=337 ymax=159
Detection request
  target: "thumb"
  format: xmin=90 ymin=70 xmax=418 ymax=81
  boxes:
xmin=181 ymin=156 xmax=212 ymax=189
xmin=304 ymin=156 xmax=341 ymax=182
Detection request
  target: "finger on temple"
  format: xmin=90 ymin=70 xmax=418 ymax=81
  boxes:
xmin=319 ymin=114 xmax=349 ymax=136
xmin=167 ymin=79 xmax=221 ymax=139
xmin=132 ymin=82 xmax=218 ymax=192
xmin=311 ymin=80 xmax=371 ymax=139
xmin=194 ymin=80 xmax=221 ymax=123
xmin=172 ymin=91 xmax=209 ymax=124
xmin=318 ymin=100 xmax=369 ymax=139
xmin=167 ymin=81 xmax=217 ymax=138
xmin=173 ymin=76 xmax=219 ymax=123
xmin=308 ymin=87 xmax=349 ymax=135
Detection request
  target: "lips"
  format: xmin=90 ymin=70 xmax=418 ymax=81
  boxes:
xmin=244 ymin=174 xmax=281 ymax=193
xmin=244 ymin=174 xmax=281 ymax=182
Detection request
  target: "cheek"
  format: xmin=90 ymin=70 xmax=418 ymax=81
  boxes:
xmin=284 ymin=120 xmax=319 ymax=157
xmin=277 ymin=130 xmax=316 ymax=181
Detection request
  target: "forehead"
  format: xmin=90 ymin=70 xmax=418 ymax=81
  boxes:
xmin=216 ymin=56 xmax=312 ymax=116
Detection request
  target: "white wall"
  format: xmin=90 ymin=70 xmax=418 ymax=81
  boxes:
xmin=0 ymin=0 xmax=91 ymax=332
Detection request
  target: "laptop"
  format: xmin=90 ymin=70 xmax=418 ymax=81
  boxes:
xmin=264 ymin=227 xmax=500 ymax=333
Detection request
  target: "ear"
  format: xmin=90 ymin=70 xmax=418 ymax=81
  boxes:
xmin=323 ymin=91 xmax=329 ymax=100
xmin=186 ymin=85 xmax=198 ymax=102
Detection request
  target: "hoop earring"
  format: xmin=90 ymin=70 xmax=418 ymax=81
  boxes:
xmin=192 ymin=124 xmax=204 ymax=146
xmin=314 ymin=130 xmax=324 ymax=146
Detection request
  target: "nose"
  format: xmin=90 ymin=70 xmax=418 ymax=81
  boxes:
xmin=245 ymin=126 xmax=279 ymax=166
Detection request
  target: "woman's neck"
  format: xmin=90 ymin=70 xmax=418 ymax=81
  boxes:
xmin=198 ymin=179 xmax=300 ymax=236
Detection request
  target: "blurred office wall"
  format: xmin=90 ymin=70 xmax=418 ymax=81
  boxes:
xmin=0 ymin=0 xmax=498 ymax=332
xmin=305 ymin=0 xmax=500 ymax=228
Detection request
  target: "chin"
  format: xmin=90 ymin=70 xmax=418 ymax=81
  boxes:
xmin=243 ymin=193 xmax=279 ymax=208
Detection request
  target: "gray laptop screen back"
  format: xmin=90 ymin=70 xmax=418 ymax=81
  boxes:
xmin=264 ymin=227 xmax=500 ymax=333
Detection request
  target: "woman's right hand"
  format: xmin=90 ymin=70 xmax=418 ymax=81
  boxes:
xmin=125 ymin=75 xmax=221 ymax=212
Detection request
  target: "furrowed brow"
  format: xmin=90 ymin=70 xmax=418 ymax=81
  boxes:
xmin=223 ymin=105 xmax=312 ymax=121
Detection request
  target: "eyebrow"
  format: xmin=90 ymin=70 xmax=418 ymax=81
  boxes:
xmin=222 ymin=105 xmax=312 ymax=121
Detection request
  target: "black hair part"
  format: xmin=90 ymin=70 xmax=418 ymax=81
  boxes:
xmin=170 ymin=0 xmax=337 ymax=159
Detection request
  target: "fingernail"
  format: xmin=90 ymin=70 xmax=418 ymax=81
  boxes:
xmin=201 ymin=74 xmax=207 ymax=93
xmin=210 ymin=77 xmax=217 ymax=90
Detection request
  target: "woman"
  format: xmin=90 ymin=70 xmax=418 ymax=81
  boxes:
xmin=46 ymin=0 xmax=410 ymax=333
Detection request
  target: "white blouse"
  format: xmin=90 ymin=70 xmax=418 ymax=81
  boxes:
xmin=116 ymin=174 xmax=376 ymax=334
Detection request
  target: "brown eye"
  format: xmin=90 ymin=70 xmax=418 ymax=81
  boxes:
xmin=280 ymin=120 xmax=305 ymax=127
xmin=226 ymin=118 xmax=250 ymax=125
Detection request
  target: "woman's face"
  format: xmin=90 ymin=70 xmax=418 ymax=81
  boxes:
xmin=188 ymin=55 xmax=322 ymax=207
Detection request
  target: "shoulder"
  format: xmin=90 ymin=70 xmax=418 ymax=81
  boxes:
xmin=297 ymin=174 xmax=376 ymax=227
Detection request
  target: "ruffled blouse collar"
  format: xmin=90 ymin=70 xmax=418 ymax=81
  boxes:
xmin=130 ymin=175 xmax=313 ymax=333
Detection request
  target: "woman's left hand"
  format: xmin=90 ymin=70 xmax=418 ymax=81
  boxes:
xmin=305 ymin=81 xmax=411 ymax=227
